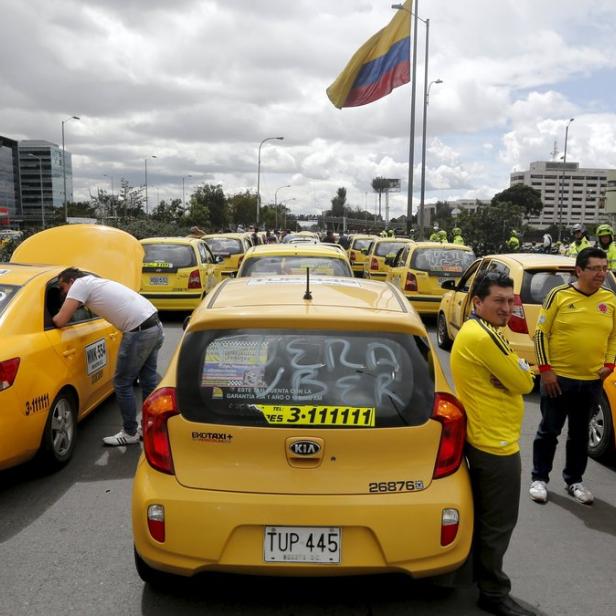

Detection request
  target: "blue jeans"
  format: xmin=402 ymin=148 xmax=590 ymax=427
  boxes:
xmin=532 ymin=376 xmax=601 ymax=486
xmin=113 ymin=323 xmax=164 ymax=435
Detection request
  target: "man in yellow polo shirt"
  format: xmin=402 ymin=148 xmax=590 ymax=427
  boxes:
xmin=451 ymin=272 xmax=535 ymax=616
xmin=530 ymin=247 xmax=616 ymax=505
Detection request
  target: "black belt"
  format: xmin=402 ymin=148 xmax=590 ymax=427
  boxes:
xmin=130 ymin=313 xmax=159 ymax=332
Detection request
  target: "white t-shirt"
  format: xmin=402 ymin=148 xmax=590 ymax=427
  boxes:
xmin=66 ymin=275 xmax=156 ymax=332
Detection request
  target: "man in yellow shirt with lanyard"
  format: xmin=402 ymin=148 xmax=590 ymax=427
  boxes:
xmin=530 ymin=247 xmax=616 ymax=505
xmin=451 ymin=273 xmax=535 ymax=616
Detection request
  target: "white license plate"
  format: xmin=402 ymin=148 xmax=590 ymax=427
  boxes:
xmin=264 ymin=526 xmax=340 ymax=563
xmin=149 ymin=276 xmax=168 ymax=285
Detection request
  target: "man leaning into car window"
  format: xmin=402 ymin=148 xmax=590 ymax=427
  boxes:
xmin=451 ymin=273 xmax=535 ymax=616
xmin=52 ymin=267 xmax=164 ymax=447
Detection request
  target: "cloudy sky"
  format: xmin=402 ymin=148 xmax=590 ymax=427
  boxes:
xmin=2 ymin=0 xmax=616 ymax=220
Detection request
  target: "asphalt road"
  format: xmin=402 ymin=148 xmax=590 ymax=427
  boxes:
xmin=1 ymin=314 xmax=615 ymax=616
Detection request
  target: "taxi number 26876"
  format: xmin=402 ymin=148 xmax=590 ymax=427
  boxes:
xmin=368 ymin=480 xmax=425 ymax=493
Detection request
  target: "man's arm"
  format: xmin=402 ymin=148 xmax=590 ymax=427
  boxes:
xmin=534 ymin=286 xmax=563 ymax=397
xmin=52 ymin=299 xmax=82 ymax=328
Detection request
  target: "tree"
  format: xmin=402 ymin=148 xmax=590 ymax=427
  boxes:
xmin=330 ymin=187 xmax=347 ymax=218
xmin=191 ymin=184 xmax=227 ymax=230
xmin=491 ymin=184 xmax=543 ymax=218
xmin=431 ymin=201 xmax=454 ymax=231
xmin=151 ymin=199 xmax=185 ymax=225
xmin=228 ymin=191 xmax=257 ymax=227
xmin=117 ymin=178 xmax=145 ymax=220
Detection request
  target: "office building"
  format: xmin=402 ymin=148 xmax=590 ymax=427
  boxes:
xmin=510 ymin=161 xmax=611 ymax=228
xmin=0 ymin=135 xmax=21 ymax=225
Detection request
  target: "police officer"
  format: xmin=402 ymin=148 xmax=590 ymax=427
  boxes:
xmin=452 ymin=227 xmax=465 ymax=245
xmin=429 ymin=223 xmax=441 ymax=241
xmin=566 ymin=223 xmax=590 ymax=256
xmin=437 ymin=229 xmax=449 ymax=243
xmin=595 ymin=224 xmax=616 ymax=271
xmin=506 ymin=231 xmax=520 ymax=252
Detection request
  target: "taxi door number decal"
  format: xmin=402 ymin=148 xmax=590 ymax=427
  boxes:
xmin=85 ymin=339 xmax=107 ymax=375
xmin=257 ymin=405 xmax=375 ymax=427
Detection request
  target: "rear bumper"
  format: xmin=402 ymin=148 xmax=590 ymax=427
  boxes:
xmin=132 ymin=458 xmax=473 ymax=578
xmin=407 ymin=295 xmax=443 ymax=315
xmin=365 ymin=272 xmax=387 ymax=281
xmin=140 ymin=292 xmax=203 ymax=311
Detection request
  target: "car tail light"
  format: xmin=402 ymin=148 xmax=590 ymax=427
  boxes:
xmin=142 ymin=387 xmax=179 ymax=475
xmin=0 ymin=357 xmax=20 ymax=391
xmin=147 ymin=504 xmax=165 ymax=542
xmin=404 ymin=272 xmax=418 ymax=291
xmin=432 ymin=392 xmax=466 ymax=479
xmin=370 ymin=257 xmax=379 ymax=270
xmin=187 ymin=269 xmax=201 ymax=289
xmin=350 ymin=251 xmax=356 ymax=262
xmin=508 ymin=294 xmax=529 ymax=334
xmin=441 ymin=508 xmax=459 ymax=546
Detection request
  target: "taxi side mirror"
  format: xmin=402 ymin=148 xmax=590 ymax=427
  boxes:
xmin=441 ymin=279 xmax=457 ymax=290
xmin=215 ymin=255 xmax=224 ymax=264
xmin=384 ymin=256 xmax=395 ymax=266
xmin=361 ymin=248 xmax=369 ymax=255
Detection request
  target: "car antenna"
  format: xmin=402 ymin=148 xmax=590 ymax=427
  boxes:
xmin=303 ymin=267 xmax=312 ymax=300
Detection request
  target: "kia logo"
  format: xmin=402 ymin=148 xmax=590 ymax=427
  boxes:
xmin=289 ymin=441 xmax=321 ymax=456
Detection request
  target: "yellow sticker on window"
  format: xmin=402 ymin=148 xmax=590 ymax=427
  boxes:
xmin=257 ymin=405 xmax=375 ymax=427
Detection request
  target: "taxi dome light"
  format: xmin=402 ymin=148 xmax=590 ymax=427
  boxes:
xmin=142 ymin=387 xmax=179 ymax=475
xmin=0 ymin=357 xmax=20 ymax=391
xmin=147 ymin=504 xmax=165 ymax=542
xmin=432 ymin=392 xmax=466 ymax=479
xmin=441 ymin=508 xmax=459 ymax=546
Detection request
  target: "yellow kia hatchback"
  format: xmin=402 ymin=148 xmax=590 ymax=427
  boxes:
xmin=139 ymin=237 xmax=219 ymax=311
xmin=236 ymin=244 xmax=353 ymax=278
xmin=1 ymin=224 xmax=143 ymax=471
xmin=132 ymin=276 xmax=472 ymax=585
xmin=387 ymin=242 xmax=475 ymax=316
xmin=203 ymin=233 xmax=252 ymax=278
xmin=348 ymin=234 xmax=378 ymax=278
xmin=363 ymin=238 xmax=415 ymax=282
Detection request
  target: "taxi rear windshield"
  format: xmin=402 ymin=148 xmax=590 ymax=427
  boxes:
xmin=352 ymin=239 xmax=372 ymax=251
xmin=177 ymin=329 xmax=435 ymax=428
xmin=143 ymin=244 xmax=196 ymax=268
xmin=375 ymin=242 xmax=408 ymax=257
xmin=205 ymin=238 xmax=243 ymax=255
xmin=0 ymin=284 xmax=20 ymax=317
xmin=239 ymin=257 xmax=351 ymax=277
xmin=411 ymin=248 xmax=476 ymax=276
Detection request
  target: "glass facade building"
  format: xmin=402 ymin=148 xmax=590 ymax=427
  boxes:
xmin=0 ymin=136 xmax=21 ymax=225
xmin=18 ymin=140 xmax=72 ymax=225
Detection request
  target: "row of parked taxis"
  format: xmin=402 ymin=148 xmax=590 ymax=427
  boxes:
xmin=2 ymin=224 xmax=614 ymax=589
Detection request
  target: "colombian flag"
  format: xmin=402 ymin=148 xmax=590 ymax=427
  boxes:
xmin=326 ymin=0 xmax=411 ymax=109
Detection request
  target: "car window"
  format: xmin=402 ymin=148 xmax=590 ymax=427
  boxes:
xmin=44 ymin=279 xmax=97 ymax=329
xmin=520 ymin=269 xmax=576 ymax=304
xmin=485 ymin=260 xmax=510 ymax=276
xmin=205 ymin=238 xmax=243 ymax=255
xmin=176 ymin=329 xmax=435 ymax=429
xmin=410 ymin=248 xmax=475 ymax=275
xmin=0 ymin=284 xmax=20 ymax=318
xmin=396 ymin=245 xmax=411 ymax=267
xmin=239 ymin=257 xmax=352 ymax=277
xmin=375 ymin=241 xmax=409 ymax=257
xmin=352 ymin=238 xmax=372 ymax=251
xmin=455 ymin=260 xmax=481 ymax=292
xmin=143 ymin=244 xmax=196 ymax=268
xmin=197 ymin=242 xmax=212 ymax=264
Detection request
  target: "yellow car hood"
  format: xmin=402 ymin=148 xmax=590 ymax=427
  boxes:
xmin=10 ymin=224 xmax=144 ymax=291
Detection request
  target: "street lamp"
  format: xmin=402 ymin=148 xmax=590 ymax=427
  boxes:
xmin=280 ymin=197 xmax=296 ymax=230
xmin=61 ymin=115 xmax=80 ymax=221
xmin=182 ymin=175 xmax=193 ymax=207
xmin=274 ymin=184 xmax=291 ymax=229
xmin=392 ymin=2 xmax=423 ymax=237
xmin=419 ymin=77 xmax=443 ymax=238
xmin=28 ymin=154 xmax=45 ymax=228
xmin=144 ymin=155 xmax=157 ymax=215
xmin=257 ymin=136 xmax=284 ymax=227
xmin=558 ymin=118 xmax=574 ymax=242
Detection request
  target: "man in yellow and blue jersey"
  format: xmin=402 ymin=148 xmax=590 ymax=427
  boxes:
xmin=530 ymin=247 xmax=616 ymax=506
xmin=451 ymin=273 xmax=535 ymax=616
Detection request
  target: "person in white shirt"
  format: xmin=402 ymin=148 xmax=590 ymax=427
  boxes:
xmin=542 ymin=233 xmax=552 ymax=254
xmin=53 ymin=267 xmax=164 ymax=446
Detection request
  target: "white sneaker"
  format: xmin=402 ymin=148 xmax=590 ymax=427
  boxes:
xmin=567 ymin=482 xmax=594 ymax=505
xmin=102 ymin=429 xmax=141 ymax=446
xmin=529 ymin=480 xmax=548 ymax=503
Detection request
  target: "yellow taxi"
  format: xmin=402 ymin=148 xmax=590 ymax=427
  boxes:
xmin=348 ymin=234 xmax=378 ymax=278
xmin=363 ymin=238 xmax=415 ymax=282
xmin=132 ymin=276 xmax=472 ymax=585
xmin=236 ymin=244 xmax=353 ymax=277
xmin=387 ymin=242 xmax=475 ymax=315
xmin=590 ymin=375 xmax=616 ymax=461
xmin=203 ymin=233 xmax=252 ymax=278
xmin=1 ymin=224 xmax=143 ymax=471
xmin=139 ymin=237 xmax=219 ymax=311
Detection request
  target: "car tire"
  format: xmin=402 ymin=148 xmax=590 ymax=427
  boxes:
xmin=134 ymin=547 xmax=173 ymax=587
xmin=39 ymin=390 xmax=77 ymax=468
xmin=588 ymin=391 xmax=615 ymax=461
xmin=436 ymin=312 xmax=453 ymax=350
